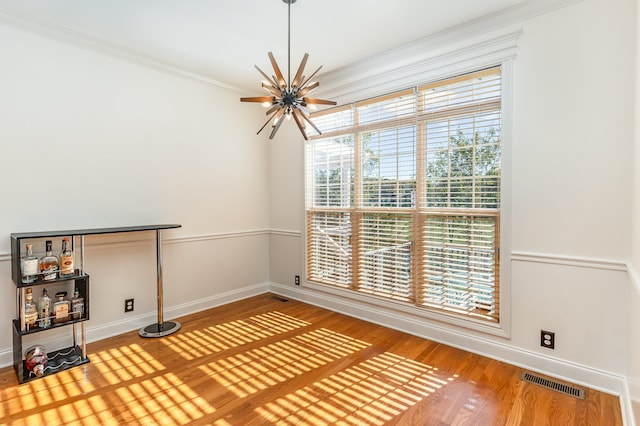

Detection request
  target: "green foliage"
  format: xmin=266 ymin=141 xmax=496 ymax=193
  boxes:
xmin=426 ymin=128 xmax=500 ymax=209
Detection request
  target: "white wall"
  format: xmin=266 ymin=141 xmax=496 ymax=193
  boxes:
xmin=628 ymin=0 xmax=640 ymax=421
xmin=0 ymin=21 xmax=271 ymax=362
xmin=1 ymin=0 xmax=638 ymax=421
xmin=509 ymin=0 xmax=632 ymax=378
xmin=269 ymin=0 xmax=636 ymax=401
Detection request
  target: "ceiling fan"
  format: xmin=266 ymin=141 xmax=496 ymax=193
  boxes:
xmin=240 ymin=0 xmax=336 ymax=140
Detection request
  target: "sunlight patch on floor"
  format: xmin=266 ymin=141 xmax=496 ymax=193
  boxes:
xmin=160 ymin=311 xmax=311 ymax=360
xmin=255 ymin=352 xmax=450 ymax=425
xmin=200 ymin=328 xmax=371 ymax=398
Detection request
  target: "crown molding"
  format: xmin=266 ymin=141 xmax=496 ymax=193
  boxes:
xmin=315 ymin=0 xmax=583 ymax=102
xmin=318 ymin=31 xmax=521 ymax=104
xmin=1 ymin=1 xmax=582 ymax=98
xmin=0 ymin=7 xmax=242 ymax=92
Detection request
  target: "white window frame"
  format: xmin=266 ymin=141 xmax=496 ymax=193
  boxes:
xmin=303 ymin=32 xmax=517 ymax=337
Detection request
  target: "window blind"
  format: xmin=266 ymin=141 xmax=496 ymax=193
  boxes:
xmin=357 ymin=213 xmax=413 ymax=301
xmin=306 ymin=66 xmax=502 ymax=324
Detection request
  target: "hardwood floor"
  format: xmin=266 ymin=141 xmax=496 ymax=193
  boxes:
xmin=0 ymin=293 xmax=622 ymax=425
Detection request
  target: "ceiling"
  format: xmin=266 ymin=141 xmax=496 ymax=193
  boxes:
xmin=0 ymin=0 xmax=529 ymax=92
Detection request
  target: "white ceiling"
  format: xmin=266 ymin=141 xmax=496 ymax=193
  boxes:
xmin=0 ymin=0 xmax=529 ymax=92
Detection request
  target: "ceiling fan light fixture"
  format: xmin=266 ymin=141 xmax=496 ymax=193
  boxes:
xmin=240 ymin=0 xmax=336 ymax=140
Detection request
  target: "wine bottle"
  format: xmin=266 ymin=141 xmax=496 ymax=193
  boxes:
xmin=24 ymin=288 xmax=38 ymax=330
xmin=21 ymin=244 xmax=39 ymax=284
xmin=37 ymin=288 xmax=51 ymax=328
xmin=39 ymin=240 xmax=58 ymax=281
xmin=59 ymin=238 xmax=74 ymax=278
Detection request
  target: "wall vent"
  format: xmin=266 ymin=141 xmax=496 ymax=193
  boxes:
xmin=520 ymin=372 xmax=585 ymax=399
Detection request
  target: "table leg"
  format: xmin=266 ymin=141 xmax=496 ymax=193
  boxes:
xmin=139 ymin=229 xmax=181 ymax=338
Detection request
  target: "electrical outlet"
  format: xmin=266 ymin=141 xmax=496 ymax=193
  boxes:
xmin=541 ymin=330 xmax=555 ymax=349
xmin=125 ymin=298 xmax=134 ymax=313
xmin=295 ymin=275 xmax=300 ymax=285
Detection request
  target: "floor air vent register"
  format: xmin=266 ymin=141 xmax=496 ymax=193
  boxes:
xmin=520 ymin=371 xmax=585 ymax=399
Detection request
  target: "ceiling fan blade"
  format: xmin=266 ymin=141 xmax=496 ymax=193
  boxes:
xmin=269 ymin=111 xmax=286 ymax=139
xmin=272 ymin=107 xmax=286 ymax=126
xmin=261 ymin=82 xmax=282 ymax=97
xmin=297 ymin=104 xmax=310 ymax=116
xmin=300 ymin=111 xmax=323 ymax=135
xmin=303 ymin=97 xmax=337 ymax=106
xmin=257 ymin=109 xmax=280 ymax=135
xmin=255 ymin=65 xmax=278 ymax=88
xmin=268 ymin=52 xmax=286 ymax=88
xmin=292 ymin=53 xmax=309 ymax=88
xmin=265 ymin=103 xmax=282 ymax=115
xmin=297 ymin=81 xmax=319 ymax=98
xmin=299 ymin=65 xmax=323 ymax=90
xmin=292 ymin=108 xmax=306 ymax=128
xmin=291 ymin=109 xmax=309 ymax=140
xmin=241 ymin=96 xmax=276 ymax=103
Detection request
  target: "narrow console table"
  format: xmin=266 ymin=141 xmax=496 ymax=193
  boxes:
xmin=11 ymin=224 xmax=182 ymax=339
xmin=11 ymin=224 xmax=182 ymax=382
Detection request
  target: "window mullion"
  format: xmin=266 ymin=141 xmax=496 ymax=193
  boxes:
xmin=352 ymin=108 xmax=363 ymax=292
xmin=414 ymin=91 xmax=427 ymax=304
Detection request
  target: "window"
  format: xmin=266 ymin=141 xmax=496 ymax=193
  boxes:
xmin=306 ymin=67 xmax=502 ymax=324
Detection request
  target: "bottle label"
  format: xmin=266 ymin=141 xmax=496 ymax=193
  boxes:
xmin=38 ymin=302 xmax=50 ymax=327
xmin=55 ymin=303 xmax=69 ymax=320
xmin=22 ymin=259 xmax=38 ymax=276
xmin=41 ymin=266 xmax=56 ymax=280
xmin=60 ymin=255 xmax=74 ymax=275
xmin=25 ymin=311 xmax=38 ymax=327
xmin=72 ymin=301 xmax=84 ymax=318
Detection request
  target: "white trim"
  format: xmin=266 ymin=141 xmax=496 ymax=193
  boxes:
xmin=269 ymin=282 xmax=625 ymax=396
xmin=318 ymin=32 xmax=521 ymax=104
xmin=316 ymin=0 xmax=582 ymax=102
xmin=165 ymin=229 xmax=271 ymax=244
xmin=499 ymin=57 xmax=515 ymax=341
xmin=0 ymin=1 xmax=581 ymax=98
xmin=512 ymin=251 xmax=628 ymax=272
xmin=627 ymin=262 xmax=640 ymax=297
xmin=0 ymin=7 xmax=240 ymax=92
xmin=85 ymin=282 xmax=269 ymax=343
xmin=0 ymin=282 xmax=270 ymax=369
xmin=269 ymin=229 xmax=302 ymax=238
xmin=623 ymin=378 xmax=639 ymax=426
xmin=0 ymin=229 xmax=273 ymax=258
xmin=629 ymin=377 xmax=640 ymax=404
xmin=302 ymin=280 xmax=508 ymax=338
xmin=0 ymin=229 xmax=285 ymax=260
xmin=306 ymin=50 xmax=518 ymax=338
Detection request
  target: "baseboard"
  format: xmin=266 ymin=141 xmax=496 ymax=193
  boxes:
xmin=0 ymin=282 xmax=270 ymax=370
xmin=268 ymin=282 xmax=625 ymax=396
xmin=623 ymin=378 xmax=640 ymax=426
xmin=630 ymin=377 xmax=640 ymax=403
xmin=86 ymin=282 xmax=270 ymax=344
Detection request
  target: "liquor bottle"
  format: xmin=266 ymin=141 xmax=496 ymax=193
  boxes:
xmin=53 ymin=291 xmax=70 ymax=323
xmin=71 ymin=288 xmax=84 ymax=320
xmin=21 ymin=244 xmax=39 ymax=284
xmin=39 ymin=240 xmax=58 ymax=280
xmin=59 ymin=238 xmax=74 ymax=277
xmin=37 ymin=288 xmax=51 ymax=328
xmin=24 ymin=288 xmax=39 ymax=330
xmin=25 ymin=345 xmax=48 ymax=378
